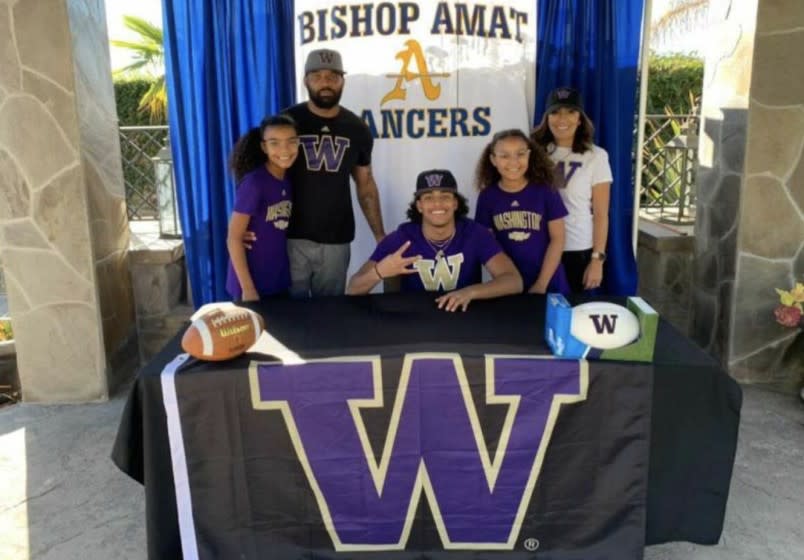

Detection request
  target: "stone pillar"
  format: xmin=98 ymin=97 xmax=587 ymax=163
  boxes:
xmin=693 ymin=0 xmax=804 ymax=388
xmin=128 ymin=221 xmax=191 ymax=364
xmin=637 ymin=221 xmax=694 ymax=335
xmin=0 ymin=0 xmax=135 ymax=402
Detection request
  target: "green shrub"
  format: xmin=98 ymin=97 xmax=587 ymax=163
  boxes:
xmin=640 ymin=56 xmax=703 ymax=223
xmin=114 ymin=78 xmax=167 ymax=125
xmin=114 ymin=77 xmax=167 ymax=219
xmin=647 ymin=54 xmax=704 ymax=114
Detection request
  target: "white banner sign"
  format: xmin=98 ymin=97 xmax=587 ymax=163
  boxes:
xmin=294 ymin=1 xmax=537 ymax=280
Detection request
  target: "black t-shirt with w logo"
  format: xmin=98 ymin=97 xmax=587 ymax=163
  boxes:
xmin=284 ymin=102 xmax=374 ymax=244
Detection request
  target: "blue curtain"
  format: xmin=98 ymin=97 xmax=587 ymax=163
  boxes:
xmin=536 ymin=0 xmax=642 ymax=295
xmin=163 ymin=0 xmax=295 ymax=305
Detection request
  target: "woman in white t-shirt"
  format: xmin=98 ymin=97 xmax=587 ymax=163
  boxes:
xmin=531 ymin=87 xmax=613 ymax=293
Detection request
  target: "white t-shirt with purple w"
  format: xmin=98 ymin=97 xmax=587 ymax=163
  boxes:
xmin=550 ymin=145 xmax=613 ymax=251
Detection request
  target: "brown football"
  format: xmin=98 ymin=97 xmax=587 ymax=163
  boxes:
xmin=181 ymin=306 xmax=264 ymax=361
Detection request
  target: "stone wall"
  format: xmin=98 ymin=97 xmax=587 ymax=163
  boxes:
xmin=0 ymin=0 xmax=135 ymax=401
xmin=67 ymin=0 xmax=136 ymax=388
xmin=693 ymin=0 xmax=803 ymax=389
xmin=730 ymin=0 xmax=804 ymax=388
xmin=637 ymin=221 xmax=694 ymax=335
xmin=691 ymin=0 xmax=757 ymax=361
xmin=128 ymin=221 xmax=191 ymax=364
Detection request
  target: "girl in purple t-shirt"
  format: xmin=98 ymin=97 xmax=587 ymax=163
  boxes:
xmin=474 ymin=129 xmax=570 ymax=295
xmin=225 ymin=115 xmax=298 ymax=301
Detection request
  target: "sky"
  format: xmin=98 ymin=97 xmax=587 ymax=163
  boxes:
xmin=649 ymin=0 xmax=707 ymax=54
xmin=105 ymin=0 xmax=163 ymax=72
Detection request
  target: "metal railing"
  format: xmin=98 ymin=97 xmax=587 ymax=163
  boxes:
xmin=639 ymin=114 xmax=700 ymax=225
xmin=119 ymin=119 xmax=700 ymax=226
xmin=119 ymin=125 xmax=169 ymax=220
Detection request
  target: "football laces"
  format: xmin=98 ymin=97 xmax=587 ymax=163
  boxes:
xmin=210 ymin=310 xmax=252 ymax=327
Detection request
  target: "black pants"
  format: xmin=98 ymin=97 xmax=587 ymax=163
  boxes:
xmin=562 ymin=249 xmax=593 ymax=294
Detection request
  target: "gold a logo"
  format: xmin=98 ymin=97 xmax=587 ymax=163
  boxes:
xmin=381 ymin=39 xmax=450 ymax=106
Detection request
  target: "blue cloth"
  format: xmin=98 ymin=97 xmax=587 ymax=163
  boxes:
xmin=535 ymin=0 xmax=642 ymax=295
xmin=163 ymin=0 xmax=295 ymax=305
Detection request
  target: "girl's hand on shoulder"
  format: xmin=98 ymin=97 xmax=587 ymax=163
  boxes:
xmin=242 ymin=230 xmax=256 ymax=250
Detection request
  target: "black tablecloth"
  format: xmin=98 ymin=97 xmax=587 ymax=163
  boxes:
xmin=113 ymin=293 xmax=741 ymax=559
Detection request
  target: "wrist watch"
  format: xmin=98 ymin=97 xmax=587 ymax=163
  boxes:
xmin=591 ymin=251 xmax=607 ymax=262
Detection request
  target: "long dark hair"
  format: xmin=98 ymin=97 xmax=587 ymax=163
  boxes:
xmin=531 ymin=109 xmax=595 ymax=154
xmin=228 ymin=114 xmax=297 ymax=184
xmin=474 ymin=129 xmax=555 ymax=190
xmin=405 ymin=192 xmax=470 ymax=224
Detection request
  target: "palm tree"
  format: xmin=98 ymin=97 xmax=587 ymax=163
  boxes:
xmin=650 ymin=0 xmax=709 ymax=53
xmin=111 ymin=15 xmax=166 ymax=122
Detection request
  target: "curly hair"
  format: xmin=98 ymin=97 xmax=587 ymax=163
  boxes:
xmin=228 ymin=114 xmax=298 ymax=184
xmin=474 ymin=129 xmax=555 ymax=191
xmin=405 ymin=192 xmax=470 ymax=224
xmin=531 ymin=109 xmax=595 ymax=155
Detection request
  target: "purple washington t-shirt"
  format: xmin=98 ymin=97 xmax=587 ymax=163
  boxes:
xmin=475 ymin=183 xmax=570 ymax=294
xmin=370 ymin=219 xmax=502 ymax=292
xmin=226 ymin=166 xmax=292 ymax=299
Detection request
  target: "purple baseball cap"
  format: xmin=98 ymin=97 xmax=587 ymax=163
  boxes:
xmin=415 ymin=169 xmax=458 ymax=197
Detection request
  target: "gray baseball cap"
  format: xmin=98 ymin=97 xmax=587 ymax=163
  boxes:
xmin=304 ymin=49 xmax=346 ymax=75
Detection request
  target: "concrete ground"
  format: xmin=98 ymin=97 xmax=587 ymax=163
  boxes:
xmin=0 ymin=384 xmax=801 ymax=560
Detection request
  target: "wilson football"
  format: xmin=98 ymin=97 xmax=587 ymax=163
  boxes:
xmin=181 ymin=306 xmax=264 ymax=361
xmin=570 ymin=302 xmax=640 ymax=350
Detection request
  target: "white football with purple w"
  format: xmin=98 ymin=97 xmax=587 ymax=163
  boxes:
xmin=570 ymin=302 xmax=640 ymax=350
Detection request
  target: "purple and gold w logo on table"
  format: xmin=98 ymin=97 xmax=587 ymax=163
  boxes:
xmin=249 ymin=354 xmax=587 ymax=551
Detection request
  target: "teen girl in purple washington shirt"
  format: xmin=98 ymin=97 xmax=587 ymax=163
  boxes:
xmin=474 ymin=129 xmax=570 ymax=295
xmin=225 ymin=115 xmax=298 ymax=301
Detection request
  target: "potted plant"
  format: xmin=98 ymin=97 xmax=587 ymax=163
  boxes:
xmin=774 ymin=283 xmax=804 ymax=402
xmin=0 ymin=316 xmax=16 ymax=406
xmin=0 ymin=317 xmax=12 ymax=345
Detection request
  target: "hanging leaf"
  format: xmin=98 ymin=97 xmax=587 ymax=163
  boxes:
xmin=111 ymin=15 xmax=166 ymax=123
xmin=776 ymin=288 xmax=796 ymax=307
xmin=790 ymin=283 xmax=804 ymax=304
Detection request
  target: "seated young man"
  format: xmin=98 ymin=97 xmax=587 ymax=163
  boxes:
xmin=347 ymin=169 xmax=522 ymax=311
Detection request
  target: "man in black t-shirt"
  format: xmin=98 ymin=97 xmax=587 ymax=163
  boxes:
xmin=283 ymin=49 xmax=386 ymax=297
